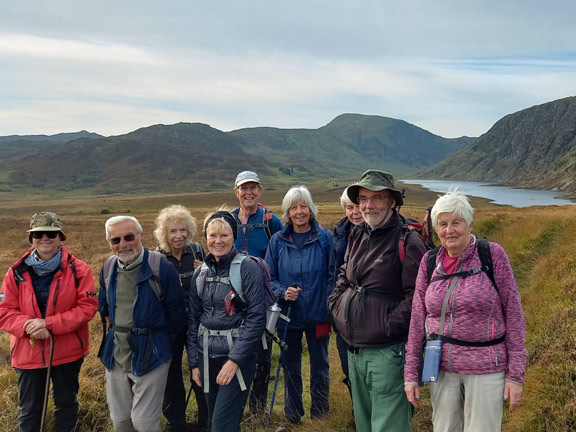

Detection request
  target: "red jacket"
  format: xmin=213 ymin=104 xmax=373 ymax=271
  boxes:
xmin=0 ymin=245 xmax=98 ymax=369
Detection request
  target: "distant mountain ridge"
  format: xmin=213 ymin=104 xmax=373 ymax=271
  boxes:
xmin=418 ymin=96 xmax=576 ymax=193
xmin=0 ymin=115 xmax=471 ymax=194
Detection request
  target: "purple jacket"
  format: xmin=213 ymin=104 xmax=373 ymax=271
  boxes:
xmin=404 ymin=236 xmax=527 ymax=384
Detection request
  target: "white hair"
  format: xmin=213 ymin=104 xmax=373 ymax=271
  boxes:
xmin=340 ymin=187 xmax=354 ymax=210
xmin=281 ymin=185 xmax=318 ymax=224
xmin=431 ymin=190 xmax=474 ymax=227
xmin=105 ymin=215 xmax=143 ymax=240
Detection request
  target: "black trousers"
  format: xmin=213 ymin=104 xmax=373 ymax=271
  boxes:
xmin=249 ymin=333 xmax=272 ymax=416
xmin=164 ymin=328 xmax=208 ymax=431
xmin=15 ymin=358 xmax=83 ymax=432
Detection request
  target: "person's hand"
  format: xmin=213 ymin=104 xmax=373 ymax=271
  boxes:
xmin=192 ymin=368 xmax=202 ymax=387
xmin=24 ymin=318 xmax=47 ymax=336
xmin=193 ymin=259 xmax=204 ymax=269
xmin=284 ymin=285 xmax=302 ymax=301
xmin=504 ymin=381 xmax=523 ymax=411
xmin=216 ymin=360 xmax=238 ymax=386
xmin=404 ymin=384 xmax=421 ymax=407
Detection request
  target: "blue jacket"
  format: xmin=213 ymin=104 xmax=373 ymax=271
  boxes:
xmin=186 ymin=247 xmax=266 ymax=368
xmin=265 ymin=219 xmax=336 ymax=329
xmin=233 ymin=206 xmax=283 ymax=258
xmin=98 ymin=249 xmax=186 ymax=376
xmin=333 ymin=216 xmax=355 ymax=272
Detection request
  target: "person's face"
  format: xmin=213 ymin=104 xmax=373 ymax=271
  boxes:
xmin=358 ymin=188 xmax=395 ymax=229
xmin=107 ymin=220 xmax=143 ymax=265
xmin=289 ymin=201 xmax=311 ymax=231
xmin=167 ymin=221 xmax=188 ymax=252
xmin=234 ymin=182 xmax=262 ymax=210
xmin=206 ymin=222 xmax=234 ymax=260
xmin=31 ymin=231 xmax=61 ymax=261
xmin=435 ymin=212 xmax=472 ymax=257
xmin=345 ymin=203 xmax=363 ymax=226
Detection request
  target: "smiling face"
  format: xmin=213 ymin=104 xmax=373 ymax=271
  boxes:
xmin=167 ymin=221 xmax=188 ymax=253
xmin=206 ymin=220 xmax=234 ymax=261
xmin=31 ymin=232 xmax=61 ymax=261
xmin=234 ymin=182 xmax=263 ymax=213
xmin=344 ymin=203 xmax=363 ymax=226
xmin=107 ymin=220 xmax=144 ymax=265
xmin=358 ymin=188 xmax=395 ymax=230
xmin=435 ymin=212 xmax=472 ymax=257
xmin=289 ymin=201 xmax=311 ymax=232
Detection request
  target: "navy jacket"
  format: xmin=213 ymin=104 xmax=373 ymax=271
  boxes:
xmin=98 ymin=249 xmax=186 ymax=376
xmin=265 ymin=219 xmax=336 ymax=329
xmin=333 ymin=216 xmax=355 ymax=272
xmin=186 ymin=247 xmax=266 ymax=369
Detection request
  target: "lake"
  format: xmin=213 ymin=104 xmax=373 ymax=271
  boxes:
xmin=401 ymin=179 xmax=575 ymax=208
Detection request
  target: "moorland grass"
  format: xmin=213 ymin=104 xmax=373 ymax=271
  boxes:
xmin=0 ymin=186 xmax=574 ymax=431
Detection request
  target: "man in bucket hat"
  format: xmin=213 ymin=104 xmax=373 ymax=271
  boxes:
xmin=328 ymin=170 xmax=426 ymax=432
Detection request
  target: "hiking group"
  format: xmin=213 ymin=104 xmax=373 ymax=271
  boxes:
xmin=0 ymin=168 xmax=527 ymax=432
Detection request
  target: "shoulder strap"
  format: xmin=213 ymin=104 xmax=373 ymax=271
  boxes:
xmin=195 ymin=262 xmax=210 ymax=298
xmin=426 ymin=247 xmax=440 ymax=283
xmin=260 ymin=205 xmax=273 ymax=240
xmin=188 ymin=242 xmax=203 ymax=260
xmin=477 ymin=238 xmax=497 ymax=292
xmin=229 ymin=253 xmax=247 ymax=302
xmin=147 ymin=251 xmax=164 ymax=302
xmin=70 ymin=259 xmax=80 ymax=288
xmin=103 ymin=255 xmax=118 ymax=306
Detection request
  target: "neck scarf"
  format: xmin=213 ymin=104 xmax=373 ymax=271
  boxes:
xmin=25 ymin=247 xmax=62 ymax=276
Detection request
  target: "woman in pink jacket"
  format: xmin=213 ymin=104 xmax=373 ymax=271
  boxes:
xmin=0 ymin=212 xmax=98 ymax=432
xmin=404 ymin=191 xmax=527 ymax=432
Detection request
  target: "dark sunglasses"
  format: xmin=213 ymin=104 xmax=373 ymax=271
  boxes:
xmin=31 ymin=231 xmax=60 ymax=240
xmin=109 ymin=233 xmax=137 ymax=245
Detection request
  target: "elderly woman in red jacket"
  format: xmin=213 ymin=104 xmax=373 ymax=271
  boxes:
xmin=0 ymin=212 xmax=98 ymax=432
xmin=404 ymin=192 xmax=527 ymax=431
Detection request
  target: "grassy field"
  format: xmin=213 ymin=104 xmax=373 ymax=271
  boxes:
xmin=0 ymin=183 xmax=575 ymax=431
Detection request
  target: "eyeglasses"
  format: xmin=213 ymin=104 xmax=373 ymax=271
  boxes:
xmin=31 ymin=231 xmax=60 ymax=240
xmin=109 ymin=233 xmax=138 ymax=245
xmin=357 ymin=194 xmax=389 ymax=204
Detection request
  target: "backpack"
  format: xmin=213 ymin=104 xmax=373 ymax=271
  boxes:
xmin=102 ymin=250 xmax=164 ymax=303
xmin=425 ymin=238 xmax=498 ymax=292
xmin=397 ymin=205 xmax=436 ymax=264
xmin=195 ymin=252 xmax=275 ymax=307
xmin=237 ymin=203 xmax=274 ymax=241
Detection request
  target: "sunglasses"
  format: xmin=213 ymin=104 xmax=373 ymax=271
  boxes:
xmin=109 ymin=233 xmax=138 ymax=245
xmin=31 ymin=231 xmax=60 ymax=240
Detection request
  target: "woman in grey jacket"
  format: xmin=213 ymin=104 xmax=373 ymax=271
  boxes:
xmin=186 ymin=211 xmax=266 ymax=432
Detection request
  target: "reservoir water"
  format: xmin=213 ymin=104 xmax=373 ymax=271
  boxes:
xmin=401 ymin=179 xmax=575 ymax=208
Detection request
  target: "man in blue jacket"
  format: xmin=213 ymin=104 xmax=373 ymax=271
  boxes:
xmin=98 ymin=215 xmax=186 ymax=432
xmin=232 ymin=170 xmax=283 ymax=418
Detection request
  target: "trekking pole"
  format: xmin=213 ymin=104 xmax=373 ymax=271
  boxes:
xmin=40 ymin=332 xmax=54 ymax=432
xmin=265 ymin=303 xmax=292 ymax=432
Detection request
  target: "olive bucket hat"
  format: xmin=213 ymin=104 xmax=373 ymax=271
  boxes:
xmin=346 ymin=170 xmax=404 ymax=206
xmin=27 ymin=211 xmax=66 ymax=241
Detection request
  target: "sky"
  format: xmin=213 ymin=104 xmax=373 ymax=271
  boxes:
xmin=1 ymin=1 xmax=575 ymax=138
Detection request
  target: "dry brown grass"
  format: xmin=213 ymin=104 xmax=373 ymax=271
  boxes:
xmin=0 ymin=185 xmax=574 ymax=431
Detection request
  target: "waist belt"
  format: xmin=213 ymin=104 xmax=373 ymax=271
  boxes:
xmin=198 ymin=324 xmax=246 ymax=393
xmin=344 ymin=284 xmax=401 ymax=329
xmin=178 ymin=271 xmax=195 ymax=280
xmin=429 ymin=333 xmax=506 ymax=347
xmin=111 ymin=325 xmax=164 ymax=371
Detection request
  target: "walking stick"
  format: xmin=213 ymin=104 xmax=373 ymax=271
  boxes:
xmin=40 ymin=332 xmax=54 ymax=432
xmin=265 ymin=303 xmax=292 ymax=432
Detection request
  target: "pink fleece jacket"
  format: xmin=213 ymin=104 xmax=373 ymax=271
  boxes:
xmin=404 ymin=236 xmax=527 ymax=384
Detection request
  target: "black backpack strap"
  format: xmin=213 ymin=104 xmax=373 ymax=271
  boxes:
xmin=426 ymin=247 xmax=440 ymax=283
xmin=477 ymin=238 xmax=497 ymax=292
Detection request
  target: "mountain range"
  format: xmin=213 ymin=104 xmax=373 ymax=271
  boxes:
xmin=0 ymin=114 xmax=471 ymax=194
xmin=1 ymin=95 xmax=575 ymax=195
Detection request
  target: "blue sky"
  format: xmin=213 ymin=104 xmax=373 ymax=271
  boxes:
xmin=0 ymin=1 xmax=575 ymax=138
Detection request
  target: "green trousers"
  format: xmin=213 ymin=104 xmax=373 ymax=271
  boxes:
xmin=348 ymin=342 xmax=413 ymax=432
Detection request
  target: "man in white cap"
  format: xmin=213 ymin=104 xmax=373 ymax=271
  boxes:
xmin=232 ymin=170 xmax=283 ymax=417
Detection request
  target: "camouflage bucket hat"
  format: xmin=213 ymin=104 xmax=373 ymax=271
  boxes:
xmin=347 ymin=170 xmax=404 ymax=206
xmin=27 ymin=212 xmax=66 ymax=241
